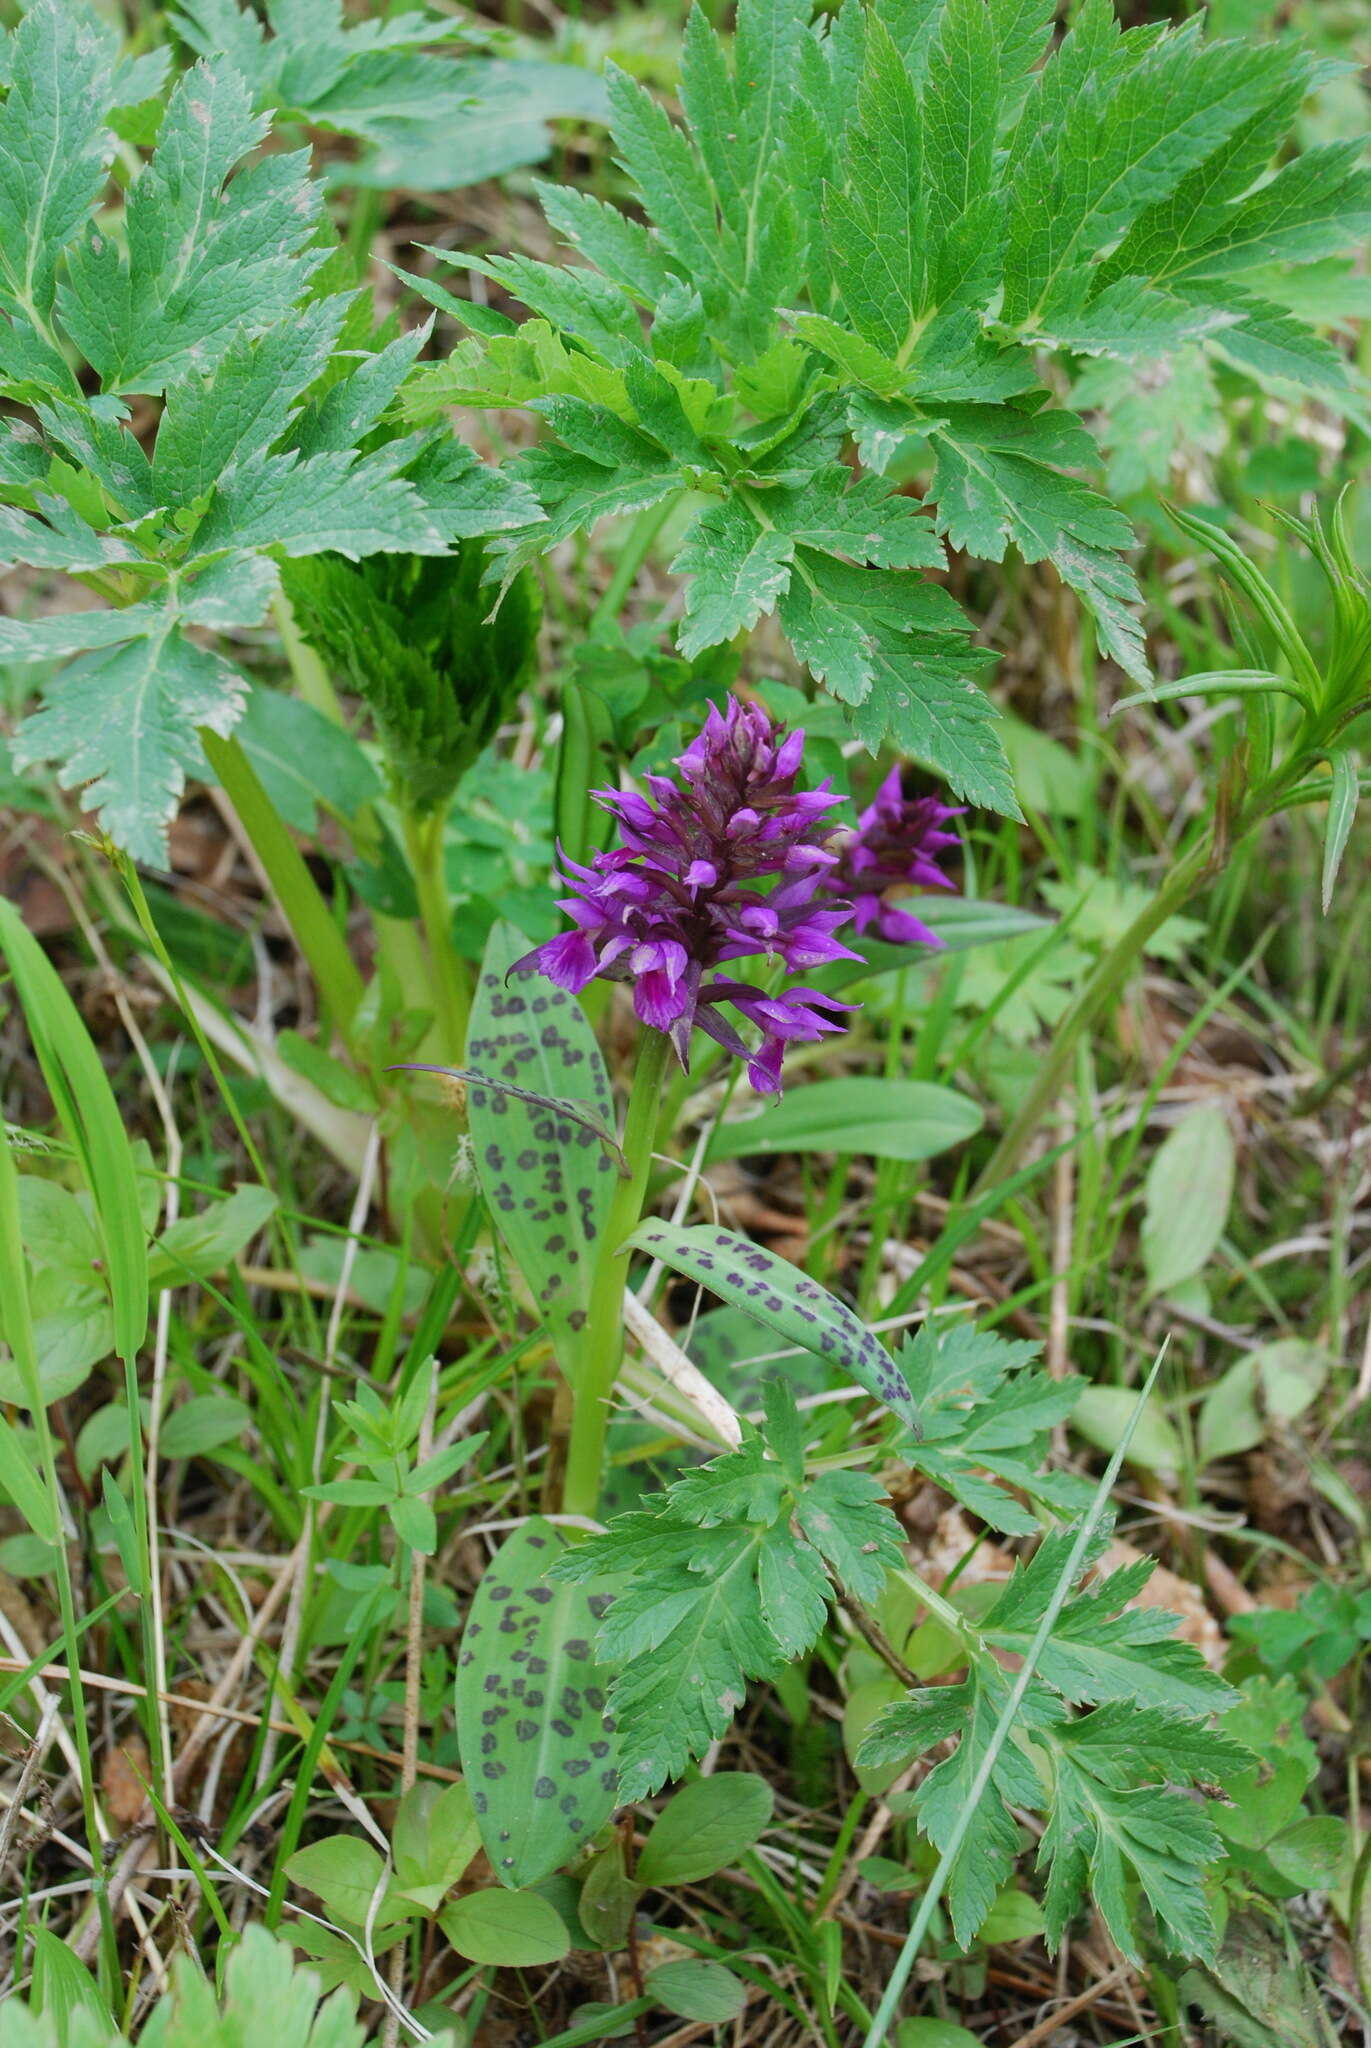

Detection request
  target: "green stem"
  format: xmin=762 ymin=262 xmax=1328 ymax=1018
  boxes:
xmin=562 ymin=1028 xmax=674 ymax=1520
xmin=372 ymin=911 xmax=433 ymax=999
xmin=272 ymin=592 xmax=343 ymax=726
xmin=120 ymin=863 xmax=281 ymax=1204
xmin=588 ymin=497 xmax=678 ymax=634
xmin=974 ymin=832 xmax=1215 ymax=1193
xmin=405 ymin=807 xmax=470 ymax=1061
xmin=556 ymin=678 xmax=615 ymax=870
xmin=200 ymin=729 xmax=365 ymax=1041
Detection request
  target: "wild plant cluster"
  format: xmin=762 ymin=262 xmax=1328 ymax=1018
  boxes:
xmin=0 ymin=0 xmax=1368 ymax=2043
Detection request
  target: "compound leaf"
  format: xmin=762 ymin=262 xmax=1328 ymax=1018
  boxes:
xmin=553 ymin=1407 xmax=903 ymax=1799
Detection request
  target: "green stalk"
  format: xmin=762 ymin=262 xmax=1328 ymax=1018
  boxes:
xmin=271 ymin=592 xmax=343 ymax=726
xmin=556 ymin=678 xmax=616 ymax=869
xmin=588 ymin=497 xmax=678 ymax=634
xmin=562 ymin=1028 xmax=674 ymax=1520
xmin=404 ymin=807 xmax=471 ymax=1060
xmin=371 ymin=911 xmax=434 ymax=1004
xmin=975 ymin=832 xmax=1214 ymax=1191
xmin=120 ymin=863 xmax=278 ymax=1201
xmin=200 ymin=729 xmax=365 ymax=1039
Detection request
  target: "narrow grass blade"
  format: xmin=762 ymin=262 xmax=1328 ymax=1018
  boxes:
xmin=0 ymin=897 xmax=148 ymax=1366
xmin=1321 ymin=749 xmax=1358 ymax=913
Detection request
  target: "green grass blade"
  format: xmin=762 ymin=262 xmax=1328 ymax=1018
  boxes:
xmin=0 ymin=897 xmax=148 ymax=1366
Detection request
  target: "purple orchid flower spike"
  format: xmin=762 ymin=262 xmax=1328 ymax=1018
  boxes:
xmin=824 ymin=766 xmax=964 ymax=949
xmin=518 ymin=696 xmax=860 ymax=1093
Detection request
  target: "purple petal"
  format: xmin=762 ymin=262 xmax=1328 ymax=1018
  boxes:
xmin=532 ymin=930 xmax=599 ymax=991
xmin=636 ymin=970 xmax=691 ymax=1030
xmin=747 ymin=1037 xmax=785 ymax=1095
xmin=877 ymin=904 xmax=945 ymax=948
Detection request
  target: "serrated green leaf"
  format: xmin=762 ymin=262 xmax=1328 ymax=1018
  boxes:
xmin=860 ymin=1671 xmax=1050 ymax=1945
xmin=844 ymin=627 xmax=1018 ymax=815
xmin=923 ymin=404 xmax=1149 ymax=682
xmin=923 ymin=0 xmax=999 ymax=243
xmin=671 ymin=500 xmax=795 ymax=658
xmin=1024 ymin=276 xmax=1236 ymax=359
xmin=605 ymin=62 xmax=726 ymax=312
xmin=0 ymin=496 xmax=138 ymax=572
xmin=285 ymin=543 xmax=539 ymax=815
xmin=893 ymin=1320 xmax=1084 ymax=1533
xmin=493 ymin=401 xmax=682 ymax=575
xmin=1125 ymin=124 xmax=1371 ymax=286
xmin=342 ymin=59 xmax=607 ymax=192
xmin=150 ymin=300 xmax=349 ymax=501
xmin=825 ymin=19 xmax=927 ymax=359
xmin=1039 ymin=1728 xmax=1227 ymax=1961
xmin=12 ymin=615 xmax=250 ymax=864
xmin=553 ymin=1418 xmax=902 ymax=1798
xmin=61 ymin=61 xmax=322 ymax=395
xmin=0 ymin=1 xmax=117 ymax=329
xmin=779 ymin=550 xmax=969 ymax=700
xmin=192 ymin=444 xmax=446 ymax=560
xmin=173 ymin=0 xmax=591 ymax=195
xmin=534 ymin=178 xmax=675 ymax=304
xmin=982 ymin=1526 xmax=1236 ymax=1717
xmin=1003 ymin=20 xmax=1292 ymax=326
xmin=792 ymin=312 xmax=907 ymax=396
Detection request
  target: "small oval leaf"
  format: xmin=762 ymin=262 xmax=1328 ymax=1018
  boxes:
xmin=636 ymin=1772 xmax=774 ymax=1888
xmin=646 ymin=1959 xmax=747 ymax=2022
xmin=440 ymin=1886 xmax=570 ymax=1967
xmin=1141 ymin=1105 xmax=1234 ymax=1299
xmin=1197 ymin=1339 xmax=1332 ymax=1467
xmin=1072 ymin=1386 xmax=1182 ymax=1474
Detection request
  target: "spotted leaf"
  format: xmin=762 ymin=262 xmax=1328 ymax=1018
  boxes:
xmin=466 ymin=921 xmax=618 ymax=1341
xmin=456 ymin=1517 xmax=622 ymax=1888
xmin=625 ymin=1220 xmax=920 ymax=1434
xmin=397 ymin=1063 xmax=624 ymax=1165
